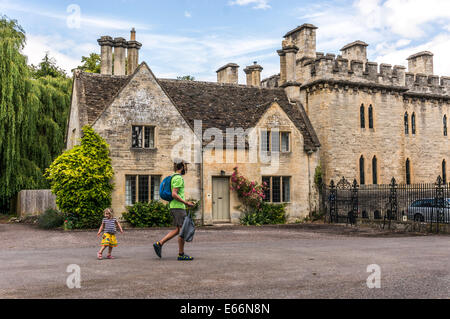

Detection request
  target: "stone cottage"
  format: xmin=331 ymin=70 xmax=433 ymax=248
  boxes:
xmin=66 ymin=30 xmax=321 ymax=224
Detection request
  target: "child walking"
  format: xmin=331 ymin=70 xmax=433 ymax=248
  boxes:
xmin=97 ymin=208 xmax=123 ymax=260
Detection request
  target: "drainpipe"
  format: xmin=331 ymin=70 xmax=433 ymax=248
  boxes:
xmin=307 ymin=149 xmax=314 ymax=218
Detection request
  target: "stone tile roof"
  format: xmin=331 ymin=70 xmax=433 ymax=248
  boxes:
xmin=74 ymin=71 xmax=129 ymax=127
xmin=74 ymin=71 xmax=320 ymax=151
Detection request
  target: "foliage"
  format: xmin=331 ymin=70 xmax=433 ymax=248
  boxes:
xmin=122 ymin=201 xmax=172 ymax=228
xmin=45 ymin=126 xmax=114 ymax=229
xmin=177 ymin=75 xmax=195 ymax=81
xmin=0 ymin=16 xmax=72 ymax=213
xmin=230 ymin=167 xmax=266 ymax=209
xmin=314 ymin=164 xmax=323 ymax=191
xmin=240 ymin=202 xmax=287 ymax=226
xmin=37 ymin=208 xmax=65 ymax=229
xmin=186 ymin=198 xmax=200 ymax=220
xmin=30 ymin=52 xmax=67 ymax=79
xmin=76 ymin=53 xmax=101 ymax=73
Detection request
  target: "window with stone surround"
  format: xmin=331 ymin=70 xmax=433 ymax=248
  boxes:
xmin=360 ymin=155 xmax=365 ymax=185
xmin=411 ymin=112 xmax=416 ymax=135
xmin=368 ymin=105 xmax=374 ymax=129
xmin=125 ymin=175 xmax=161 ymax=205
xmin=372 ymin=156 xmax=378 ymax=185
xmin=262 ymin=176 xmax=291 ymax=203
xmin=443 ymin=160 xmax=447 ymax=184
xmin=444 ymin=115 xmax=448 ymax=137
xmin=360 ymin=104 xmax=365 ymax=128
xmin=132 ymin=126 xmax=155 ymax=149
xmin=260 ymin=129 xmax=291 ymax=153
xmin=406 ymin=159 xmax=411 ymax=185
xmin=404 ymin=112 xmax=409 ymax=135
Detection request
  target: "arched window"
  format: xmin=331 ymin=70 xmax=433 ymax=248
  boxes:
xmin=404 ymin=112 xmax=409 ymax=135
xmin=444 ymin=115 xmax=448 ymax=137
xmin=406 ymin=158 xmax=411 ymax=185
xmin=360 ymin=155 xmax=365 ymax=185
xmin=443 ymin=160 xmax=447 ymax=184
xmin=411 ymin=112 xmax=416 ymax=135
xmin=372 ymin=156 xmax=378 ymax=185
xmin=368 ymin=105 xmax=374 ymax=129
xmin=360 ymin=104 xmax=365 ymax=128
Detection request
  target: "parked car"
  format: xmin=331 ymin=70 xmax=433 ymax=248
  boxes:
xmin=407 ymin=198 xmax=450 ymax=223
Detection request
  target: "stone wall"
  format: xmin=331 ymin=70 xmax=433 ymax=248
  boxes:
xmin=16 ymin=190 xmax=57 ymax=218
xmin=92 ymin=64 xmax=201 ymax=218
xmin=301 ymin=83 xmax=449 ymax=184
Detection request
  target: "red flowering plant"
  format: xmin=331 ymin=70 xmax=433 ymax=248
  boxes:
xmin=230 ymin=167 xmax=267 ymax=210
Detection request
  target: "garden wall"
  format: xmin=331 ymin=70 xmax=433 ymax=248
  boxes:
xmin=16 ymin=190 xmax=56 ymax=218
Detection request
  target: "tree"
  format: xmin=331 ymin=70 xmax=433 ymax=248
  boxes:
xmin=75 ymin=53 xmax=101 ymax=73
xmin=45 ymin=126 xmax=114 ymax=229
xmin=177 ymin=75 xmax=195 ymax=81
xmin=30 ymin=52 xmax=67 ymax=78
xmin=0 ymin=16 xmax=72 ymax=213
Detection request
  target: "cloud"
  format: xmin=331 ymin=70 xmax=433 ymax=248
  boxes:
xmin=295 ymin=0 xmax=450 ymax=75
xmin=228 ymin=0 xmax=271 ymax=10
xmin=184 ymin=11 xmax=192 ymax=18
xmin=0 ymin=1 xmax=151 ymax=31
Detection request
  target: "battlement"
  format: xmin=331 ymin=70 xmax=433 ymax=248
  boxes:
xmin=299 ymin=53 xmax=449 ymax=96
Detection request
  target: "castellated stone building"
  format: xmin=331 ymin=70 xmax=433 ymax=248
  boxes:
xmin=263 ymin=24 xmax=449 ymax=186
xmin=66 ymin=24 xmax=448 ymax=224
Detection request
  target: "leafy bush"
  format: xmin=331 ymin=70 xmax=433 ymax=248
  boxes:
xmin=240 ymin=202 xmax=287 ymax=226
xmin=45 ymin=126 xmax=114 ymax=229
xmin=37 ymin=208 xmax=65 ymax=229
xmin=122 ymin=201 xmax=172 ymax=227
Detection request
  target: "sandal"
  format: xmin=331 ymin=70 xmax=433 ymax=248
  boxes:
xmin=97 ymin=252 xmax=103 ymax=260
xmin=106 ymin=255 xmax=115 ymax=259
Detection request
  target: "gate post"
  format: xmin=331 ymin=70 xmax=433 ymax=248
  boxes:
xmin=350 ymin=179 xmax=359 ymax=225
xmin=385 ymin=177 xmax=398 ymax=230
xmin=328 ymin=180 xmax=337 ymax=223
xmin=435 ymin=176 xmax=445 ymax=234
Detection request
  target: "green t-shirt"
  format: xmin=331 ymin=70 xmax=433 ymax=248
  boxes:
xmin=170 ymin=174 xmax=186 ymax=210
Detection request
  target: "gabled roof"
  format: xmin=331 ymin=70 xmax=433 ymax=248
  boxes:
xmin=74 ymin=71 xmax=129 ymax=127
xmin=72 ymin=67 xmax=320 ymax=151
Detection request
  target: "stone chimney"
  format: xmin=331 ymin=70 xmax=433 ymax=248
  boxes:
xmin=216 ymin=63 xmax=239 ymax=84
xmin=340 ymin=41 xmax=368 ymax=63
xmin=407 ymin=51 xmax=434 ymax=75
xmin=97 ymin=36 xmax=114 ymax=75
xmin=284 ymin=24 xmax=317 ymax=62
xmin=244 ymin=62 xmax=263 ymax=87
xmin=113 ymin=37 xmax=127 ymax=76
xmin=127 ymin=28 xmax=142 ymax=75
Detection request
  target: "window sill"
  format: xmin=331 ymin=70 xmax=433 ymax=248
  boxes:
xmin=130 ymin=147 xmax=158 ymax=152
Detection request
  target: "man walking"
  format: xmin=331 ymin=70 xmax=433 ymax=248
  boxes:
xmin=153 ymin=161 xmax=195 ymax=261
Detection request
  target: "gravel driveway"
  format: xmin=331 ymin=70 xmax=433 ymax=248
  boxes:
xmin=0 ymin=223 xmax=448 ymax=299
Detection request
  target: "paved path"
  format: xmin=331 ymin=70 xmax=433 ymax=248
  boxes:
xmin=0 ymin=223 xmax=448 ymax=299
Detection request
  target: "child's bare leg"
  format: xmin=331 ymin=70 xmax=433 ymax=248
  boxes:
xmin=98 ymin=245 xmax=107 ymax=254
xmin=107 ymin=247 xmax=113 ymax=257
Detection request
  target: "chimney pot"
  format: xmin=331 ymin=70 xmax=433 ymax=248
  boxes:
xmin=97 ymin=36 xmax=114 ymax=75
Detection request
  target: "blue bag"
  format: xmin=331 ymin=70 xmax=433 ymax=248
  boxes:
xmin=159 ymin=174 xmax=180 ymax=202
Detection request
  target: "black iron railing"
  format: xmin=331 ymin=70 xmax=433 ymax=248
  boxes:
xmin=322 ymin=176 xmax=450 ymax=230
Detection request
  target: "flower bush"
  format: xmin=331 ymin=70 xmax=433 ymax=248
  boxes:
xmin=230 ymin=167 xmax=266 ymax=209
xmin=231 ymin=167 xmax=287 ymax=226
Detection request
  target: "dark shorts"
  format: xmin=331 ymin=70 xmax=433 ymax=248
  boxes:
xmin=171 ymin=209 xmax=187 ymax=227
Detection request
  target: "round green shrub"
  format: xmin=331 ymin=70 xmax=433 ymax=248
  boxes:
xmin=37 ymin=208 xmax=65 ymax=229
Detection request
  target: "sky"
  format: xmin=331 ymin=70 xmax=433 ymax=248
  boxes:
xmin=1 ymin=0 xmax=449 ymax=83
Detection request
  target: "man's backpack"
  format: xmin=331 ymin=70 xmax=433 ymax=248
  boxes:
xmin=159 ymin=174 xmax=180 ymax=202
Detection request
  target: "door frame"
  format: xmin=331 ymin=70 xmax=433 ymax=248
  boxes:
xmin=212 ymin=176 xmax=231 ymax=223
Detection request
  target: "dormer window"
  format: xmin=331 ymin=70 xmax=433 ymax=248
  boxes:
xmin=132 ymin=125 xmax=155 ymax=149
xmin=260 ymin=129 xmax=291 ymax=153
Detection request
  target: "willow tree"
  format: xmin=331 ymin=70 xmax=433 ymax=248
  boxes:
xmin=0 ymin=16 xmax=72 ymax=213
